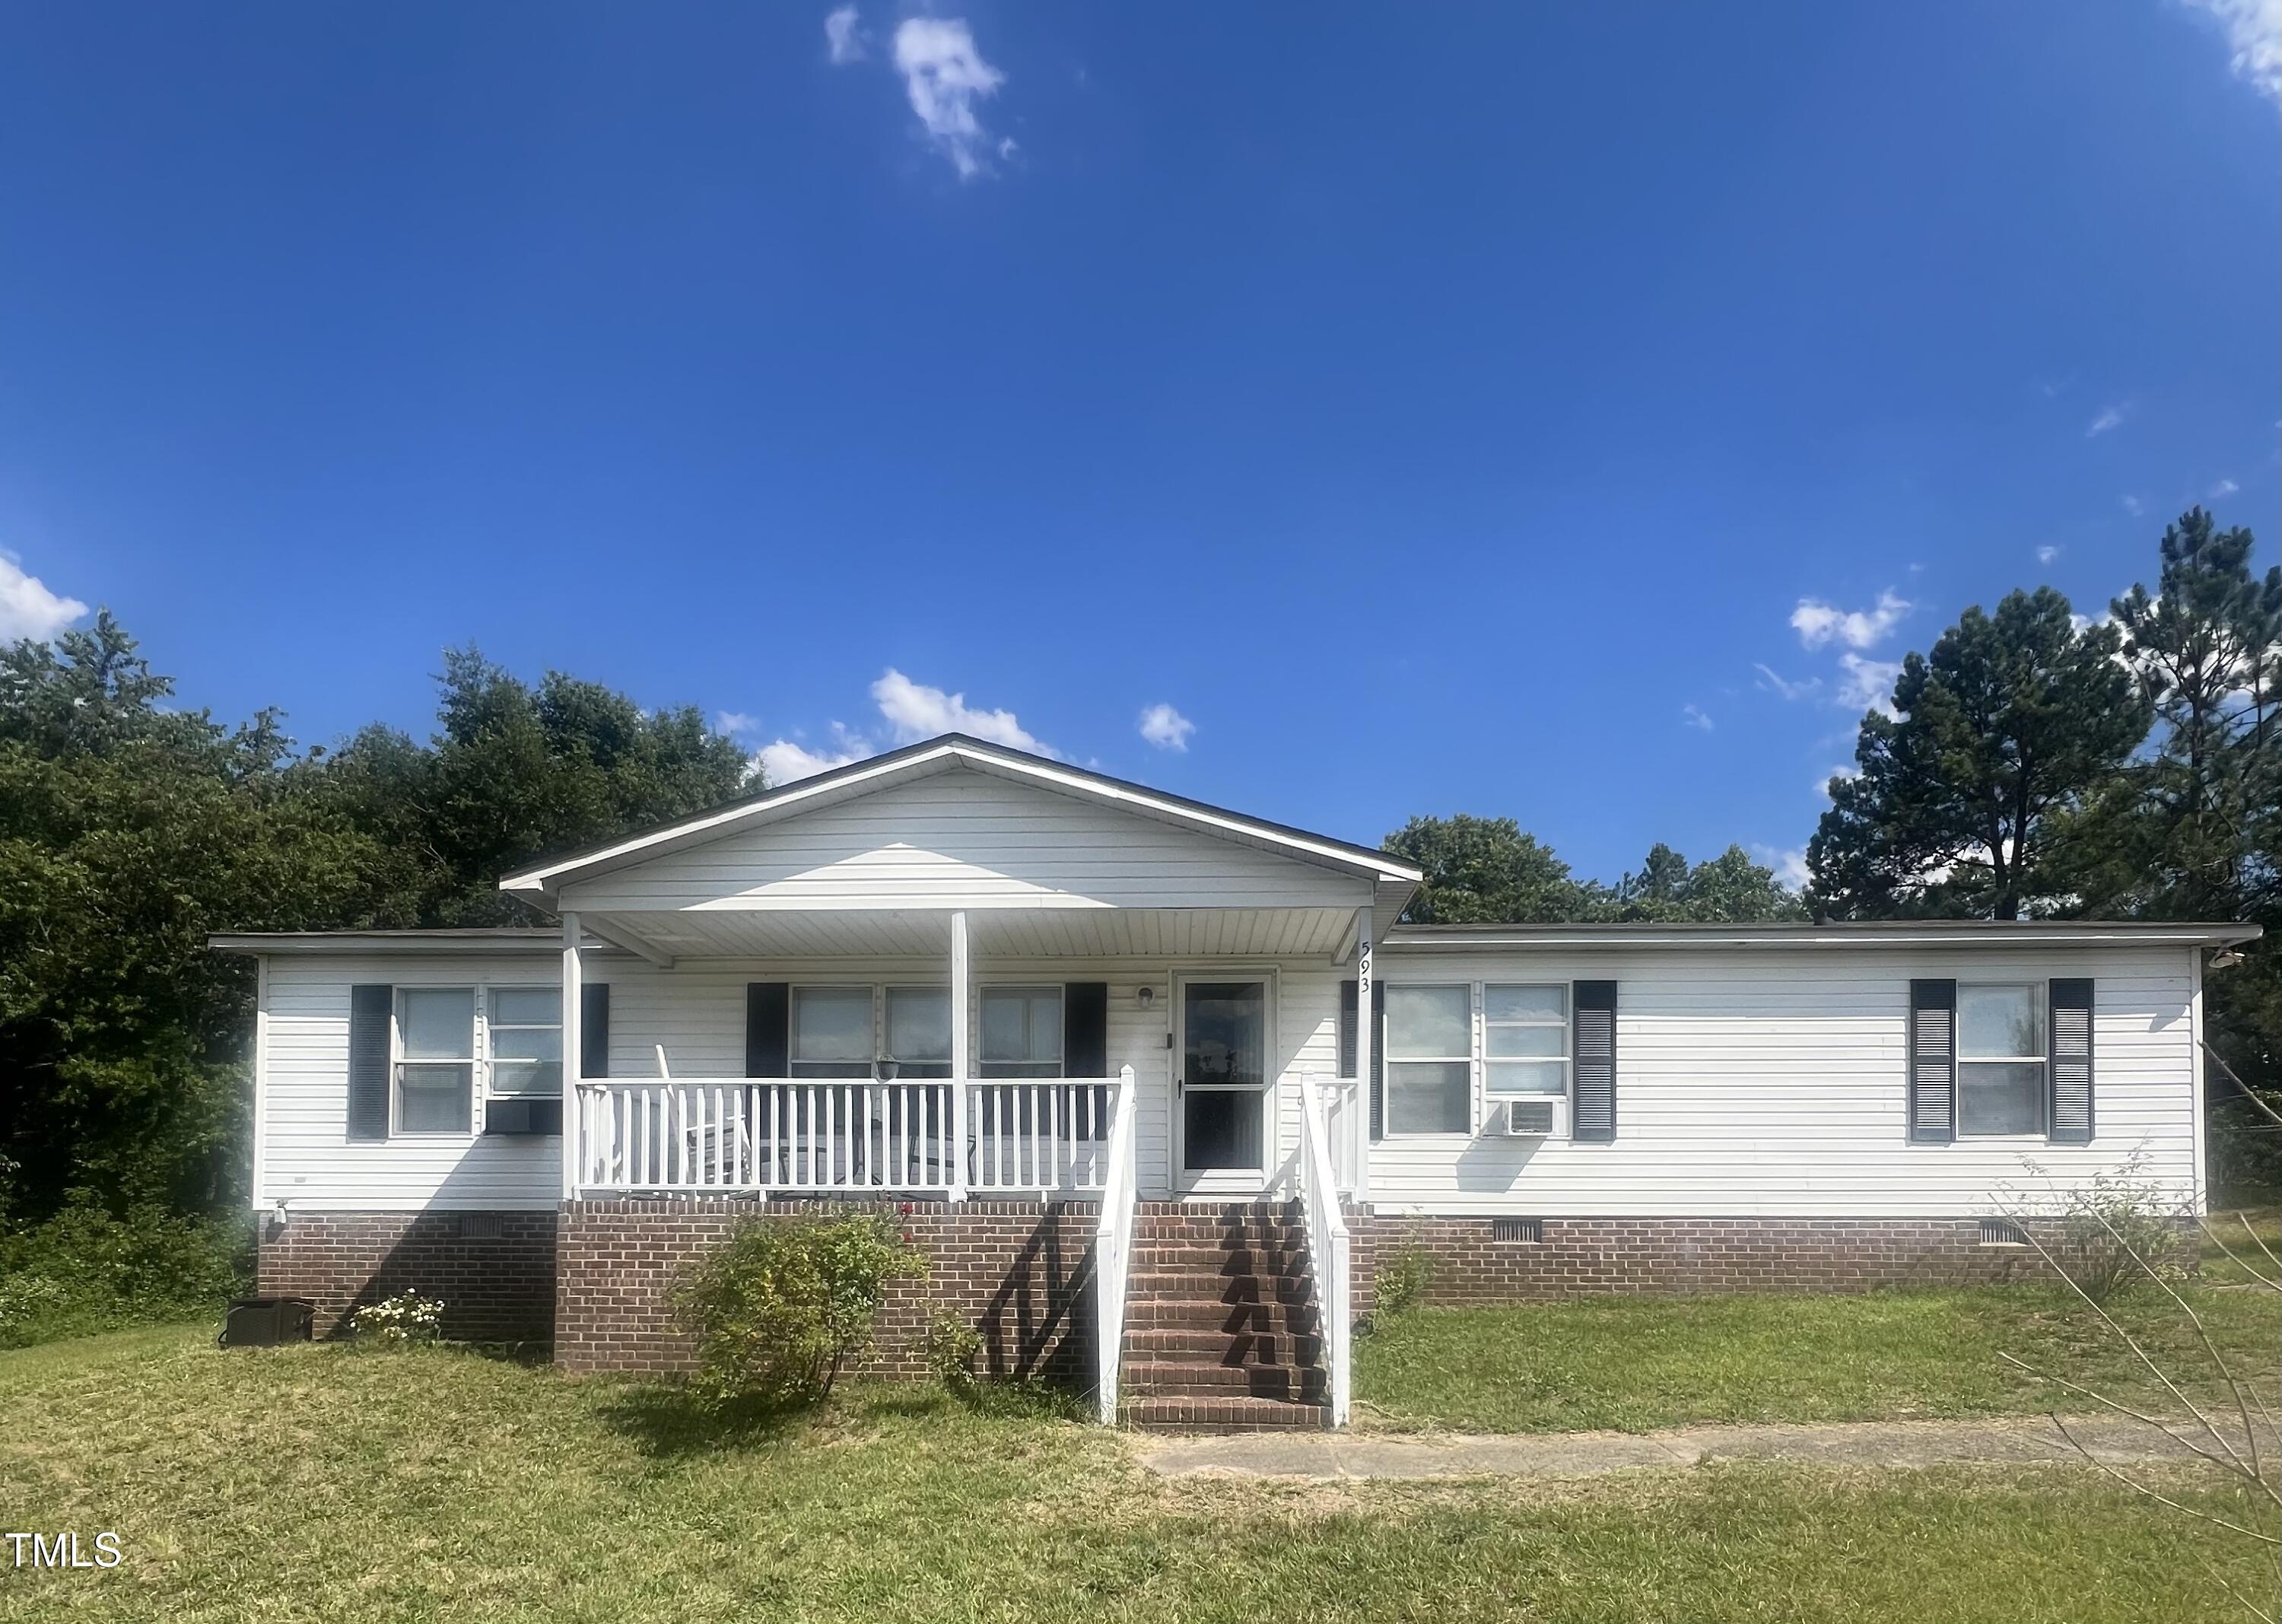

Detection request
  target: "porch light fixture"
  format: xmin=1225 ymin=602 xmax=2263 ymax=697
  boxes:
xmin=874 ymin=1057 xmax=901 ymax=1081
xmin=2210 ymin=949 xmax=2244 ymax=971
xmin=1137 ymin=986 xmax=1155 ymax=1009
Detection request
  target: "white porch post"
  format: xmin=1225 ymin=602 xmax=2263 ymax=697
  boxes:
xmin=949 ymin=910 xmax=969 ymax=1201
xmin=561 ymin=910 xmax=583 ymax=1202
xmin=1352 ymin=903 xmax=1373 ymax=1205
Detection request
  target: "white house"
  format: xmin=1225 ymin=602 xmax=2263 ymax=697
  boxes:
xmin=213 ymin=735 xmax=2257 ymax=1429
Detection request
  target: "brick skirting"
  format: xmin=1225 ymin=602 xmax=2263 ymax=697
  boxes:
xmin=1343 ymin=1213 xmax=2078 ymax=1317
xmin=255 ymin=1210 xmax=558 ymax=1343
xmin=555 ymin=1198 xmax=1100 ymax=1379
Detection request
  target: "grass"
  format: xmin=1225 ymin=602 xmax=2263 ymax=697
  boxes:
xmin=1 ymin=1324 xmax=2276 ymax=1622
xmin=1353 ymin=1279 xmax=2280 ymax=1435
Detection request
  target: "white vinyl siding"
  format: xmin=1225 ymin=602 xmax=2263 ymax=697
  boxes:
xmin=259 ymin=954 xmax=564 ymax=1210
xmin=251 ymin=944 xmax=2199 ymax=1217
xmin=1364 ymin=945 xmax=2201 ymax=1219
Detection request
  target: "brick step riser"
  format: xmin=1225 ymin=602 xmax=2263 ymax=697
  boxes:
xmin=1122 ymin=1331 xmax=1324 ymax=1360
xmin=1120 ymin=1305 xmax=1322 ymax=1332
xmin=1120 ymin=1403 xmax=1329 ymax=1433
xmin=1125 ymin=1283 xmax=1316 ymax=1307
xmin=1126 ymin=1271 xmax=1314 ymax=1289
xmin=1124 ymin=1368 xmax=1329 ymax=1400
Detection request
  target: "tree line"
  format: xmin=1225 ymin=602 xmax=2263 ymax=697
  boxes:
xmin=0 ymin=505 xmax=2272 ymax=1227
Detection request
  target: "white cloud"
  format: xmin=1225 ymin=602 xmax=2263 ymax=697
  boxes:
xmin=872 ymin=669 xmax=1052 ymax=753
xmin=1753 ymin=663 xmax=1822 ymax=701
xmin=892 ymin=17 xmax=1006 ymax=179
xmin=2121 ymin=494 xmax=2146 ymax=517
xmin=2179 ymin=0 xmax=2282 ymax=101
xmin=1837 ymin=652 xmax=1903 ymax=717
xmin=2036 ymin=544 xmax=2061 ymax=565
xmin=1138 ymin=703 xmax=1194 ymax=752
xmin=2086 ymin=403 xmax=2128 ymax=437
xmin=758 ymin=669 xmax=1057 ymax=783
xmin=758 ymin=736 xmax=874 ymax=785
xmin=0 ymin=555 xmax=88 ymax=643
xmin=1791 ymin=590 xmax=1912 ymax=651
xmin=716 ymin=710 xmax=762 ymax=738
xmin=1751 ymin=844 xmax=1812 ymax=891
xmin=2211 ymin=477 xmax=2240 ymax=497
xmin=1681 ymin=704 xmax=1714 ymax=732
xmin=823 ymin=5 xmax=866 ymax=64
xmin=1816 ymin=762 xmax=1862 ymax=800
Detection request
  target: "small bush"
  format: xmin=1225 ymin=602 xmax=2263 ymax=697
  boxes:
xmin=923 ymin=1310 xmax=984 ymax=1392
xmin=349 ymin=1292 xmax=445 ymax=1347
xmin=670 ymin=1213 xmax=926 ymax=1407
xmin=0 ymin=1197 xmax=250 ymax=1349
xmin=1372 ymin=1232 xmax=1436 ymax=1319
xmin=2016 ymin=1152 xmax=2191 ymax=1305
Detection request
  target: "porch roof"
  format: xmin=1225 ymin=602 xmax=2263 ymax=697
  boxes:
xmin=497 ymin=736 xmax=1421 ymax=901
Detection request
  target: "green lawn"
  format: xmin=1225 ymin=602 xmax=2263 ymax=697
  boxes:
xmin=1 ymin=1324 xmax=2275 ymax=1622
xmin=1353 ymin=1280 xmax=2280 ymax=1434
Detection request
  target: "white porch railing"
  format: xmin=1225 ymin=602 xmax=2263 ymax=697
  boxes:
xmin=1092 ymin=1066 xmax=1141 ymax=1425
xmin=1298 ymin=1067 xmax=1352 ymax=1427
xmin=574 ymin=1073 xmax=1135 ymax=1198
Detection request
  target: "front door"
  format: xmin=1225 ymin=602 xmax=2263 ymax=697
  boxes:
xmin=1174 ymin=976 xmax=1273 ymax=1196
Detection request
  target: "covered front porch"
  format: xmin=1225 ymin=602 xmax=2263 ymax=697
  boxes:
xmin=551 ymin=902 xmax=1375 ymax=1206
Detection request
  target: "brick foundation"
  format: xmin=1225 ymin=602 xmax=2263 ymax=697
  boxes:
xmin=255 ymin=1210 xmax=558 ymax=1343
xmin=1342 ymin=1212 xmax=2087 ymax=1317
xmin=555 ymin=1198 xmax=1099 ymax=1380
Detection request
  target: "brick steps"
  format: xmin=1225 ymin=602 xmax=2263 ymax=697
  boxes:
xmin=1117 ymin=1200 xmax=1328 ymax=1434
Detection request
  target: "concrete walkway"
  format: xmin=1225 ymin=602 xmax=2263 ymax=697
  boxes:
xmin=1135 ymin=1413 xmax=2278 ymax=1481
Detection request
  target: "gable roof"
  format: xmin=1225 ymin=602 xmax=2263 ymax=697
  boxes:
xmin=497 ymin=733 xmax=1422 ymax=903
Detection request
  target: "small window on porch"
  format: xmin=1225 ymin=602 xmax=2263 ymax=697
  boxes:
xmin=980 ymin=986 xmax=1063 ymax=1079
xmin=886 ymin=986 xmax=952 ymax=1079
xmin=790 ymin=986 xmax=873 ymax=1078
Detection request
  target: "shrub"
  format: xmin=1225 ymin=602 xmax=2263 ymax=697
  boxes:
xmin=2015 ymin=1151 xmax=2191 ymax=1305
xmin=1371 ymin=1232 xmax=1436 ymax=1319
xmin=349 ymin=1292 xmax=445 ymax=1346
xmin=923 ymin=1309 xmax=984 ymax=1393
xmin=670 ymin=1213 xmax=926 ymax=1406
xmin=0 ymin=1197 xmax=250 ymax=1349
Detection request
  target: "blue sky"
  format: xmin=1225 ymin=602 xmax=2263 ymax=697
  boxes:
xmin=0 ymin=3 xmax=2274 ymax=887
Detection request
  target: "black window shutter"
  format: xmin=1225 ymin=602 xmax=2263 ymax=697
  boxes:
xmin=1369 ymin=982 xmax=1386 ymax=1142
xmin=2048 ymin=977 xmax=2094 ymax=1145
xmin=747 ymin=983 xmax=790 ymax=1078
xmin=1572 ymin=980 xmax=1618 ymax=1143
xmin=1909 ymin=979 xmax=1958 ymax=1145
xmin=1339 ymin=980 xmax=1358 ymax=1079
xmin=1064 ymin=983 xmax=1109 ymax=1077
xmin=581 ymin=984 xmax=611 ymax=1081
xmin=348 ymin=984 xmax=392 ymax=1142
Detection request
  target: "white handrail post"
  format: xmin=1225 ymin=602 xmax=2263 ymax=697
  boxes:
xmin=1352 ymin=904 xmax=1374 ymax=1206
xmin=1299 ymin=1066 xmax=1352 ymax=1428
xmin=948 ymin=911 xmax=969 ymax=1202
xmin=1094 ymin=1063 xmax=1139 ymax=1425
xmin=561 ymin=910 xmax=583 ymax=1201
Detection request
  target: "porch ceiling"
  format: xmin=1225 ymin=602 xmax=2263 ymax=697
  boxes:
xmin=586 ymin=905 xmax=1362 ymax=962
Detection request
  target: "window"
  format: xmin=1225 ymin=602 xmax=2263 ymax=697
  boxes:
xmin=790 ymin=986 xmax=873 ymax=1078
xmin=980 ymin=986 xmax=1063 ymax=1079
xmin=1957 ymin=984 xmax=2046 ymax=1136
xmin=395 ymin=988 xmax=474 ymax=1133
xmin=1385 ymin=985 xmax=1472 ymax=1134
xmin=487 ymin=988 xmax=561 ymax=1096
xmin=885 ymin=986 xmax=952 ymax=1078
xmin=1484 ymin=984 xmax=1568 ymax=1096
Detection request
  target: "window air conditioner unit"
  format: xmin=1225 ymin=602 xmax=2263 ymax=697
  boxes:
xmin=1499 ymin=1098 xmax=1559 ymax=1138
